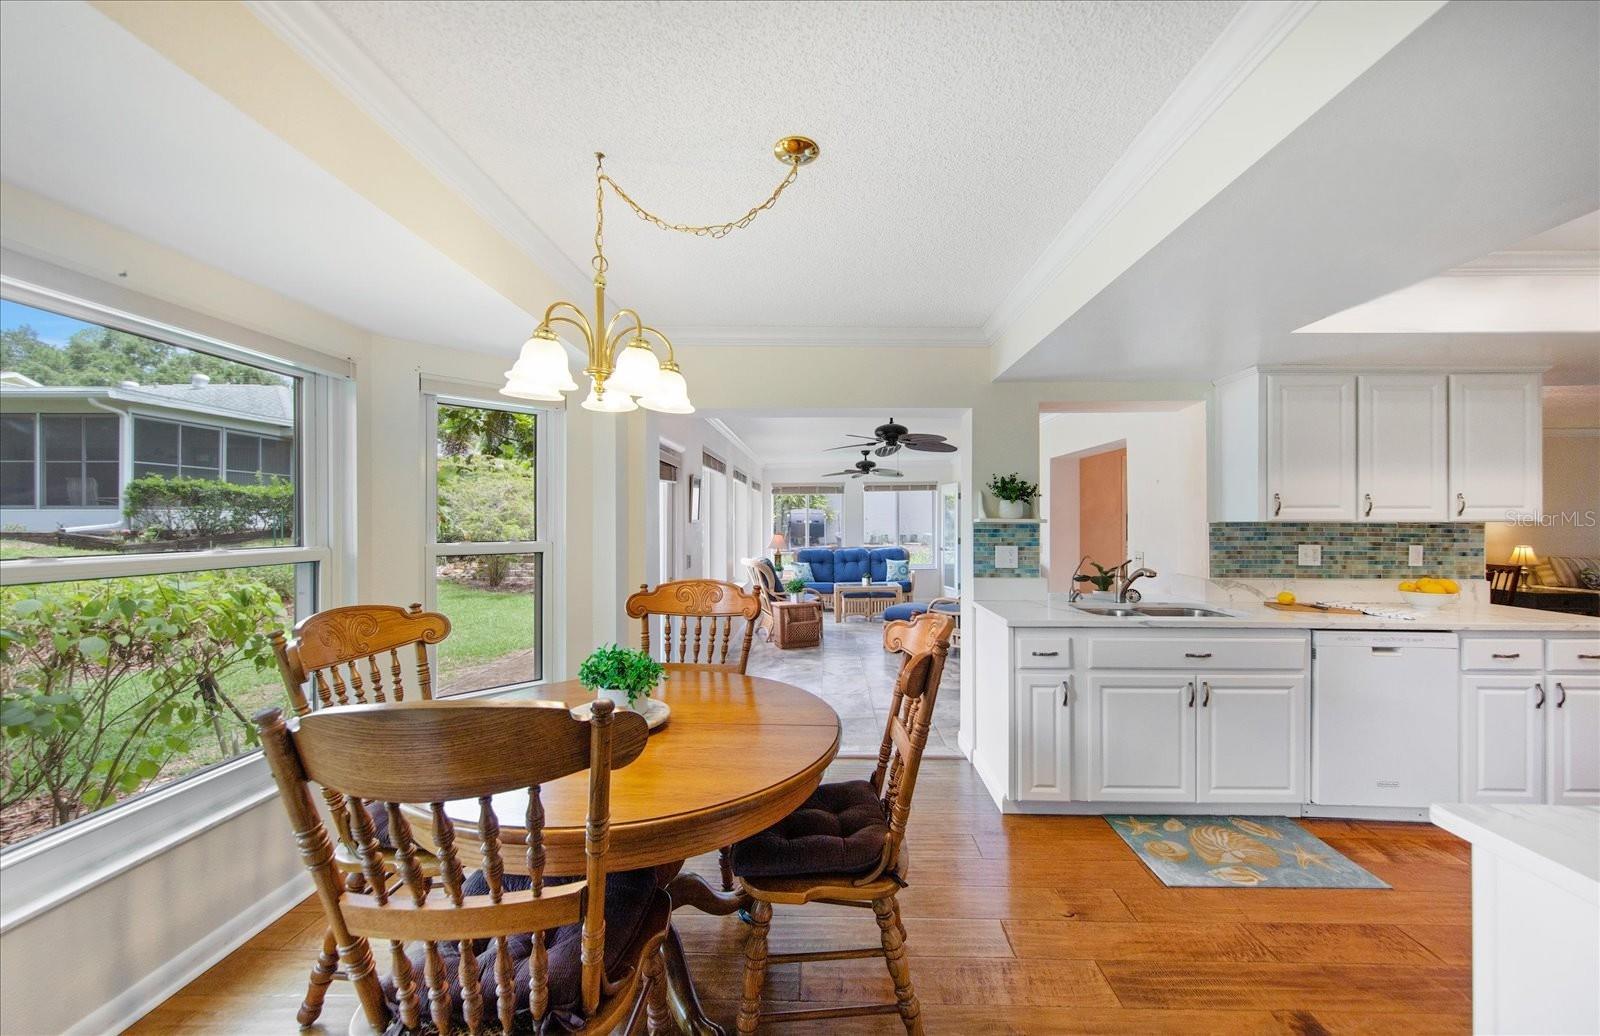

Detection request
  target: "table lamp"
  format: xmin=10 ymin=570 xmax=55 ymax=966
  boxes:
xmin=768 ymin=533 xmax=786 ymax=568
xmin=1508 ymin=544 xmax=1536 ymax=573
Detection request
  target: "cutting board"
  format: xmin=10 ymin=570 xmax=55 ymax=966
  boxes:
xmin=1264 ymin=601 xmax=1367 ymax=616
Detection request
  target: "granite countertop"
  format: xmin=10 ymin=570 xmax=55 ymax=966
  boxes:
xmin=974 ymin=597 xmax=1600 ymax=633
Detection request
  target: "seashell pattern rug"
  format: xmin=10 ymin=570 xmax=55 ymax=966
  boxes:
xmin=1107 ymin=815 xmax=1389 ymax=888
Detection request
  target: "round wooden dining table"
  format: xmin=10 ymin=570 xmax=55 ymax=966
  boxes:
xmin=404 ymin=670 xmax=840 ymax=1035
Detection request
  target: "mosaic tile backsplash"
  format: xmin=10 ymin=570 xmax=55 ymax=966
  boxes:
xmin=1210 ymin=522 xmax=1485 ymax=579
xmin=973 ymin=521 xmax=1042 ymax=578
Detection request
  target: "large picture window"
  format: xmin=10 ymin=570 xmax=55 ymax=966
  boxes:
xmin=772 ymin=483 xmax=843 ymax=548
xmin=427 ymin=396 xmax=551 ymax=696
xmin=0 ymin=295 xmax=330 ymax=853
xmin=863 ymin=483 xmax=937 ymax=565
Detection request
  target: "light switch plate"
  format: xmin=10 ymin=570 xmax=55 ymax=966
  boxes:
xmin=1408 ymin=545 xmax=1424 ymax=566
xmin=995 ymin=545 xmax=1019 ymax=569
xmin=1297 ymin=544 xmax=1322 ymax=566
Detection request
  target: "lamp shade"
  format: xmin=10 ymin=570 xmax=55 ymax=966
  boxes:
xmin=767 ymin=533 xmax=786 ymax=550
xmin=1508 ymin=544 xmax=1537 ymax=567
xmin=608 ymin=339 xmax=661 ymax=397
xmin=637 ymin=365 xmax=694 ymax=414
xmin=580 ymin=379 xmax=637 ymax=413
xmin=502 ymin=331 xmax=577 ymax=400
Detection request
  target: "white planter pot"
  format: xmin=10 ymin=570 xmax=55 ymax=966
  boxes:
xmin=996 ymin=498 xmax=1032 ymax=519
xmin=1078 ymin=590 xmax=1116 ymax=602
xmin=597 ymin=687 xmax=635 ymax=711
xmin=788 ymin=592 xmax=804 ymax=602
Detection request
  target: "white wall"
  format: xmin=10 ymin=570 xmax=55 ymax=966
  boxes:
xmin=642 ymin=413 xmax=762 ymax=589
xmin=1486 ymin=429 xmax=1600 ymax=563
xmin=1038 ymin=403 xmax=1209 ymax=593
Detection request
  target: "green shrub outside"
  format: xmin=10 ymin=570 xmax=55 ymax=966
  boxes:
xmin=436 ymin=457 xmax=536 ymax=587
xmin=122 ymin=474 xmax=294 ymax=540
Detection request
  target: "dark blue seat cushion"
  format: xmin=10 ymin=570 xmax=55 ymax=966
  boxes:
xmin=731 ymin=780 xmax=887 ymax=879
xmin=882 ymin=600 xmax=960 ymax=623
xmin=807 ymin=581 xmax=835 ymax=594
xmin=379 ymin=867 xmax=660 ymax=1032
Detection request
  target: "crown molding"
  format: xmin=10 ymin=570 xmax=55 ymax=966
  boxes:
xmin=981 ymin=0 xmax=1317 ymax=343
xmin=245 ymin=0 xmax=596 ymax=308
xmin=1447 ymin=250 xmax=1600 ymax=277
xmin=703 ymin=417 xmax=760 ymax=466
xmin=669 ymin=324 xmax=988 ymax=348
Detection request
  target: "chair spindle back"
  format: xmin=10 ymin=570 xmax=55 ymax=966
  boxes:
xmin=271 ymin=603 xmax=452 ymax=716
xmin=625 ymin=580 xmax=762 ymax=672
xmin=255 ymin=698 xmax=650 ymax=1035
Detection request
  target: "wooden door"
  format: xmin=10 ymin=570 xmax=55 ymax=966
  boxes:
xmin=1086 ymin=672 xmax=1196 ymax=802
xmin=1448 ymin=373 xmax=1542 ymax=520
xmin=1196 ymin=672 xmax=1308 ymax=803
xmin=1078 ymin=448 xmax=1126 ymax=572
xmin=1462 ymin=675 xmax=1543 ymax=803
xmin=1013 ymin=671 xmax=1074 ymax=802
xmin=1548 ymin=675 xmax=1600 ymax=804
xmin=1265 ymin=373 xmax=1357 ymax=520
xmin=1358 ymin=374 xmax=1448 ymax=520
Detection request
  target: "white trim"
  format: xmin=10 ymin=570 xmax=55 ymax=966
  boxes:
xmin=63 ymin=869 xmax=309 ymax=1036
xmin=704 ymin=417 xmax=758 ymax=464
xmin=1449 ymin=251 xmax=1600 ymax=277
xmin=982 ymin=0 xmax=1316 ymax=342
xmin=669 ymin=325 xmax=988 ymax=348
xmin=0 ymin=754 xmax=276 ymax=932
xmin=0 ymin=544 xmax=329 ymax=586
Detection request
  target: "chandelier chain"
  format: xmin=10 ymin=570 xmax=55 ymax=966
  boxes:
xmin=593 ymin=157 xmax=802 ymax=269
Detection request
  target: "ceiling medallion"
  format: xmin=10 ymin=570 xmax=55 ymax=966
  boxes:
xmin=502 ymin=137 xmax=821 ymax=413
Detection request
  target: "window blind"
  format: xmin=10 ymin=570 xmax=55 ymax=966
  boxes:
xmin=732 ymin=470 xmax=749 ymax=485
xmin=772 ymin=483 xmax=844 ymax=495
xmin=702 ymin=451 xmax=726 ymax=474
xmin=659 ymin=459 xmax=678 ymax=481
xmin=863 ymin=482 xmax=938 ymax=492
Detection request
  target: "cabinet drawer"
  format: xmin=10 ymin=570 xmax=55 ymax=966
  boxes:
xmin=1461 ymin=638 xmax=1543 ymax=671
xmin=1548 ymin=638 xmax=1600 ymax=672
xmin=1016 ymin=634 xmax=1073 ymax=669
xmin=1088 ymin=636 xmax=1306 ymax=671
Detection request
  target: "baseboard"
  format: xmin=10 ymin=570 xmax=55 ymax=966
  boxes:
xmin=71 ymin=872 xmax=309 ymax=1036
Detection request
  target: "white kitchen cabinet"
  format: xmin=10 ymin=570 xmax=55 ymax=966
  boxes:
xmin=1085 ymin=673 xmax=1196 ymax=802
xmin=1197 ymin=672 xmax=1308 ymax=803
xmin=1548 ymin=675 xmax=1600 ymax=805
xmin=1265 ymin=373 xmax=1357 ymax=520
xmin=1463 ymin=675 xmax=1543 ymax=803
xmin=1013 ymin=671 xmax=1074 ymax=802
xmin=1448 ymin=373 xmax=1542 ymax=520
xmin=1358 ymin=374 xmax=1448 ymax=520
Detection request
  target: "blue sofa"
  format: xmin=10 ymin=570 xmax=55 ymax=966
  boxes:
xmin=792 ymin=546 xmax=912 ymax=596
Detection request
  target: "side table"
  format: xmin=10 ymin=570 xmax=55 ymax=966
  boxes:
xmin=770 ymin=598 xmax=824 ymax=648
xmin=833 ymin=584 xmax=907 ymax=623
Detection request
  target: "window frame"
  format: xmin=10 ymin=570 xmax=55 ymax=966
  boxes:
xmin=0 ymin=278 xmax=350 ymax=932
xmin=0 ymin=412 xmax=38 ymax=507
xmin=422 ymin=390 xmax=559 ymax=697
xmin=771 ymin=482 xmax=844 ymax=549
xmin=36 ymin=412 xmax=119 ymax=508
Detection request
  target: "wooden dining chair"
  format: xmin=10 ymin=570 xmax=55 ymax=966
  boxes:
xmin=1487 ymin=563 xmax=1523 ymax=606
xmin=255 ymin=697 xmax=669 ymax=1036
xmin=728 ymin=611 xmax=955 ymax=1035
xmin=269 ymin=603 xmax=451 ymax=1025
xmin=625 ymin=579 xmax=761 ymax=671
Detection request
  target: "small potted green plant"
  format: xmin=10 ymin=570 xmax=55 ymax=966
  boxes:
xmin=578 ymin=644 xmax=666 ymax=711
xmin=783 ymin=576 xmax=809 ymax=602
xmin=987 ymin=472 xmax=1039 ymax=519
xmin=1073 ymin=561 xmax=1119 ymax=601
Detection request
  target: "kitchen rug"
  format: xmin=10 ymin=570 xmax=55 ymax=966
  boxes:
xmin=1107 ymin=815 xmax=1389 ymax=888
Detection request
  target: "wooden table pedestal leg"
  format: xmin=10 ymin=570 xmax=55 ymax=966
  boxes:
xmin=662 ymin=922 xmax=724 ymax=1035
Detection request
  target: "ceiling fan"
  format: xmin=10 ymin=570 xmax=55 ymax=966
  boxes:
xmin=826 ymin=416 xmax=956 ymax=457
xmin=822 ymin=450 xmax=904 ymax=479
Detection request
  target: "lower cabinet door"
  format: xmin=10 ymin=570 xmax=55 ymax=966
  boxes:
xmin=1463 ymin=675 xmax=1543 ymax=803
xmin=1197 ymin=672 xmax=1308 ymax=803
xmin=1548 ymin=675 xmax=1600 ymax=804
xmin=1013 ymin=671 xmax=1074 ymax=802
xmin=1086 ymin=672 xmax=1196 ymax=802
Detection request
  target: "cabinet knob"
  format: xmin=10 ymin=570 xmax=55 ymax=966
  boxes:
xmin=1534 ymin=682 xmax=1545 ymax=709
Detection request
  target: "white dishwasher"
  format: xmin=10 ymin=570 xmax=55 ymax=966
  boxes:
xmin=1312 ymin=630 xmax=1460 ymax=810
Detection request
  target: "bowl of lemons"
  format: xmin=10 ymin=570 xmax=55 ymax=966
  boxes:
xmin=1398 ymin=577 xmax=1460 ymax=609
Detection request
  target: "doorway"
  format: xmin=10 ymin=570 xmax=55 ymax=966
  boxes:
xmin=1048 ymin=443 xmax=1127 ymax=590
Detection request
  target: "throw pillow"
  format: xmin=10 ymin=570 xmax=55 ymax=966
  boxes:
xmin=791 ymin=561 xmax=814 ymax=582
xmin=884 ymin=558 xmax=910 ymax=582
xmin=1579 ymin=568 xmax=1600 ymax=591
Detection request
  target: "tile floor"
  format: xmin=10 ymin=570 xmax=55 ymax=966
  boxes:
xmin=745 ymin=613 xmax=961 ymax=757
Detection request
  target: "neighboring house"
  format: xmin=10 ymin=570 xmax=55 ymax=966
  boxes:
xmin=0 ymin=371 xmax=293 ymax=532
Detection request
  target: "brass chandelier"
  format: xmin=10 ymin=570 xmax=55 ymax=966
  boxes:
xmin=502 ymin=136 xmax=821 ymax=413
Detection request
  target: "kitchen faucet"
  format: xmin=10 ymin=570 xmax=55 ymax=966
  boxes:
xmin=1113 ymin=559 xmax=1158 ymax=603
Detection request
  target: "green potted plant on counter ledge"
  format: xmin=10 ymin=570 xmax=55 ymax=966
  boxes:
xmin=578 ymin=644 xmax=665 ymax=711
xmin=987 ymin=472 xmax=1039 ymax=519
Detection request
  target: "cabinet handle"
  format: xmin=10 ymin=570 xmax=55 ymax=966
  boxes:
xmin=1456 ymin=492 xmax=1466 ymax=517
xmin=1534 ymin=682 xmax=1545 ymax=709
xmin=1031 ymin=650 xmax=1059 ymax=657
xmin=1061 ymin=677 xmax=1071 ymax=707
xmin=1185 ymin=652 xmax=1212 ymax=659
xmin=1201 ymin=680 xmax=1211 ymax=707
xmin=1492 ymin=653 xmax=1521 ymax=660
xmin=1364 ymin=493 xmax=1373 ymax=517
xmin=1186 ymin=681 xmax=1195 ymax=707
xmin=1579 ymin=654 xmax=1600 ymax=660
xmin=1272 ymin=492 xmax=1282 ymax=517
xmin=1555 ymin=682 xmax=1566 ymax=708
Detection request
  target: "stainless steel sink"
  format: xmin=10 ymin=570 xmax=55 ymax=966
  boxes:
xmin=1069 ymin=604 xmax=1141 ymax=617
xmin=1133 ymin=606 xmax=1231 ymax=617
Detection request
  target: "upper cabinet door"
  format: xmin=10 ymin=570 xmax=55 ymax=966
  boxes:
xmin=1265 ymin=374 xmax=1356 ymax=520
xmin=1448 ymin=373 xmax=1542 ymax=520
xmin=1358 ymin=375 xmax=1448 ymax=521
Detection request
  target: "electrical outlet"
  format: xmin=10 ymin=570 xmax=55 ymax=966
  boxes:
xmin=995 ymin=545 xmax=1019 ymax=569
xmin=1408 ymin=545 xmax=1424 ymax=566
xmin=1297 ymin=544 xmax=1322 ymax=566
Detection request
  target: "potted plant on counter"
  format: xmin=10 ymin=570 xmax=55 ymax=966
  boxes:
xmin=578 ymin=644 xmax=666 ymax=711
xmin=1072 ymin=560 xmax=1120 ymax=601
xmin=986 ymin=472 xmax=1039 ymax=519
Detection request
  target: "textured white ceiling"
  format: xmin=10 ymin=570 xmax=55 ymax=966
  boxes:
xmin=314 ymin=0 xmax=1241 ymax=336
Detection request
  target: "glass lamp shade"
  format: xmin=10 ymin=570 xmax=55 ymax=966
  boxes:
xmin=580 ymin=378 xmax=638 ymax=413
xmin=608 ymin=340 xmax=661 ymax=397
xmin=501 ymin=332 xmax=577 ymax=400
xmin=637 ymin=365 xmax=694 ymax=414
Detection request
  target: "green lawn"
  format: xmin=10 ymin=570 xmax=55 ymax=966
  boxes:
xmin=0 ymin=538 xmax=105 ymax=560
xmin=436 ymin=579 xmax=537 ymax=673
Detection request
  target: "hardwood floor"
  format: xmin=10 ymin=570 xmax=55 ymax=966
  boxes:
xmin=125 ymin=760 xmax=1472 ymax=1034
